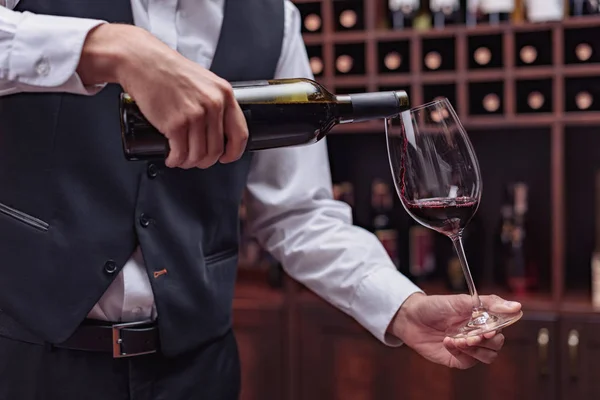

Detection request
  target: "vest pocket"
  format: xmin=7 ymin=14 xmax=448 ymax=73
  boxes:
xmin=0 ymin=202 xmax=49 ymax=232
xmin=204 ymin=248 xmax=238 ymax=265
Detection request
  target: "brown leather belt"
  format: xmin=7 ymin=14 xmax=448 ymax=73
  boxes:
xmin=54 ymin=320 xmax=160 ymax=358
xmin=0 ymin=312 xmax=159 ymax=358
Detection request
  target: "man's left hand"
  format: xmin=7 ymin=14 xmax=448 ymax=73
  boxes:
xmin=390 ymin=292 xmax=522 ymax=369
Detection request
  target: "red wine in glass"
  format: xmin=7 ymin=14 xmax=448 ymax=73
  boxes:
xmin=404 ymin=197 xmax=479 ymax=237
xmin=385 ymin=98 xmax=523 ymax=338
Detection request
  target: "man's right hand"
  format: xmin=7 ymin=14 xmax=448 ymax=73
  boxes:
xmin=76 ymin=23 xmax=249 ymax=169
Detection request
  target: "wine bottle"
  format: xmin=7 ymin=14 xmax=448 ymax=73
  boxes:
xmin=466 ymin=0 xmax=480 ymax=26
xmin=389 ymin=0 xmax=420 ymax=29
xmin=334 ymin=0 xmax=364 ymax=31
xmin=480 ymin=0 xmax=515 ymax=24
xmin=570 ymin=0 xmax=600 ymax=16
xmin=370 ymin=179 xmax=401 ymax=270
xmin=525 ymin=0 xmax=564 ymax=22
xmin=429 ymin=0 xmax=461 ymax=29
xmin=592 ymin=171 xmax=600 ymax=308
xmin=505 ymin=182 xmax=537 ymax=294
xmin=575 ymin=90 xmax=594 ymax=110
xmin=120 ymin=78 xmax=409 ymax=161
xmin=409 ymin=225 xmax=436 ymax=281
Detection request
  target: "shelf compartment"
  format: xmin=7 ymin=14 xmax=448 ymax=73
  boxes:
xmin=565 ymin=126 xmax=600 ymax=292
xmin=468 ymin=34 xmax=504 ymax=70
xmin=468 ymin=127 xmax=552 ymax=291
xmin=334 ymin=43 xmax=366 ymax=76
xmin=515 ymin=29 xmax=553 ymax=67
xmin=422 ymin=37 xmax=456 ymax=72
xmin=306 ymin=44 xmax=324 ymax=77
xmin=333 ymin=0 xmax=365 ymax=32
xmin=515 ymin=79 xmax=554 ymax=114
xmin=565 ymin=77 xmax=600 ymax=112
xmin=422 ymin=83 xmax=457 ymax=109
xmin=377 ymin=39 xmax=411 ymax=74
xmin=468 ymin=81 xmax=505 ymax=116
xmin=564 ymin=26 xmax=600 ymax=65
xmin=296 ymin=1 xmax=323 ymax=34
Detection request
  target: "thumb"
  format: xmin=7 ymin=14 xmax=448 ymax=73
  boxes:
xmin=481 ymin=294 xmax=522 ymax=314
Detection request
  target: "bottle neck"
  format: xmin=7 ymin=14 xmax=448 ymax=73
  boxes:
xmin=334 ymin=91 xmax=410 ymax=123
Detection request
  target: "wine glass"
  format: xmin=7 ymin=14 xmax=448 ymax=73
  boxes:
xmin=385 ymin=98 xmax=523 ymax=338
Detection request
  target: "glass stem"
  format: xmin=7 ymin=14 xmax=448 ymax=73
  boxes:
xmin=451 ymin=234 xmax=484 ymax=311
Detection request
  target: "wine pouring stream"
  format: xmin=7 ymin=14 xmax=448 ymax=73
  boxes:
xmin=385 ymin=98 xmax=523 ymax=338
xmin=119 ymin=79 xmax=522 ymax=337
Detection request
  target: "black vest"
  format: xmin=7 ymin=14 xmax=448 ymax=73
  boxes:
xmin=0 ymin=0 xmax=284 ymax=356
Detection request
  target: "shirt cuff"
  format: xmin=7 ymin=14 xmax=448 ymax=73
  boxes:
xmin=350 ymin=267 xmax=424 ymax=347
xmin=9 ymin=11 xmax=107 ymax=95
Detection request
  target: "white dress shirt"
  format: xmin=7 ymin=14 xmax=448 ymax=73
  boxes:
xmin=0 ymin=0 xmax=422 ymax=346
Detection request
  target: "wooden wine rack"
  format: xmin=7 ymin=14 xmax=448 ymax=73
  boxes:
xmin=233 ymin=2 xmax=600 ymax=399
xmin=293 ymin=0 xmax=600 ymax=312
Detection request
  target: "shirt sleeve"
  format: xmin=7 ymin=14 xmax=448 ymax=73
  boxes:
xmin=244 ymin=0 xmax=424 ymax=347
xmin=0 ymin=6 xmax=107 ymax=97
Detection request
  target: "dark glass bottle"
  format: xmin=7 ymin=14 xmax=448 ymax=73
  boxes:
xmin=430 ymin=0 xmax=462 ymax=28
xmin=369 ymin=179 xmax=401 ymax=270
xmin=388 ymin=0 xmax=420 ymax=29
xmin=119 ymin=78 xmax=410 ymax=161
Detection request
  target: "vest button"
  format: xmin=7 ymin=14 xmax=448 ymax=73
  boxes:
xmin=147 ymin=163 xmax=158 ymax=179
xmin=104 ymin=260 xmax=118 ymax=274
xmin=139 ymin=213 xmax=151 ymax=228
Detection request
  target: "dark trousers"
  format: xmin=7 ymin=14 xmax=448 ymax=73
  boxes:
xmin=0 ymin=329 xmax=241 ymax=400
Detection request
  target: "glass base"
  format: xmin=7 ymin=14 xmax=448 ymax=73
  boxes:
xmin=445 ymin=309 xmax=524 ymax=339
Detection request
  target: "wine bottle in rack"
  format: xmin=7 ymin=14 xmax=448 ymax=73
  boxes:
xmin=480 ymin=0 xmax=515 ymax=24
xmin=333 ymin=181 xmax=358 ymax=224
xmin=494 ymin=186 xmax=515 ymax=288
xmin=388 ymin=0 xmax=420 ymax=29
xmin=334 ymin=0 xmax=364 ymax=31
xmin=592 ymin=171 xmax=600 ymax=308
xmin=335 ymin=44 xmax=366 ymax=75
xmin=504 ymin=182 xmax=537 ymax=294
xmin=576 ymin=90 xmax=594 ymax=110
xmin=566 ymin=77 xmax=598 ymax=112
xmin=525 ymin=0 xmax=564 ymax=22
xmin=511 ymin=0 xmax=526 ymax=22
xmin=569 ymin=0 xmax=600 ymax=16
xmin=409 ymin=226 xmax=436 ymax=282
xmin=465 ymin=0 xmax=480 ymax=26
xmin=469 ymin=34 xmax=503 ymax=69
xmin=469 ymin=82 xmax=504 ymax=115
xmin=297 ymin=2 xmax=323 ymax=33
xmin=429 ymin=0 xmax=461 ymax=29
xmin=516 ymin=80 xmax=553 ymax=113
xmin=370 ymin=179 xmax=401 ymax=270
xmin=306 ymin=45 xmax=324 ymax=77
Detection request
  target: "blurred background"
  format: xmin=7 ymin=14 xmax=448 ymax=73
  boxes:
xmin=232 ymin=1 xmax=600 ymax=399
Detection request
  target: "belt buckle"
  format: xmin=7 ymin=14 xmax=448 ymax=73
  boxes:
xmin=112 ymin=320 xmax=156 ymax=359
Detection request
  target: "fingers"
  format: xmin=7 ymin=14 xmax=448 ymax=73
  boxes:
xmin=204 ymin=97 xmax=225 ymax=168
xmin=480 ymin=294 xmax=522 ymax=314
xmin=182 ymin=117 xmax=208 ymax=169
xmin=458 ymin=333 xmax=505 ymax=351
xmin=443 ymin=336 xmax=501 ymax=368
xmin=165 ymin=123 xmax=189 ymax=168
xmin=443 ymin=338 xmax=478 ymax=370
xmin=220 ymin=86 xmax=249 ymax=164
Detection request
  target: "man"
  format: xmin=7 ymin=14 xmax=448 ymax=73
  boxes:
xmin=0 ymin=0 xmax=521 ymax=399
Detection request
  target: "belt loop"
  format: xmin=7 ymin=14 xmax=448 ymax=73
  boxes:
xmin=44 ymin=342 xmax=55 ymax=352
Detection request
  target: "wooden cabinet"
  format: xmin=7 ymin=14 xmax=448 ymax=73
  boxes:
xmin=233 ymin=297 xmax=286 ymax=400
xmin=233 ymin=286 xmax=600 ymax=400
xmin=455 ymin=313 xmax=559 ymax=400
xmin=559 ymin=314 xmax=600 ymax=400
xmin=296 ymin=301 xmax=453 ymax=400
